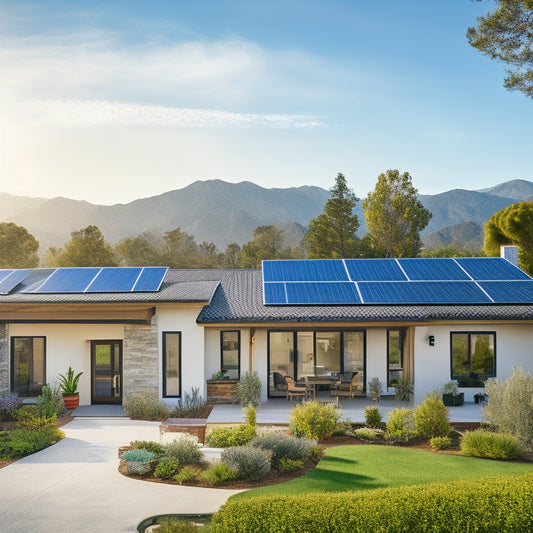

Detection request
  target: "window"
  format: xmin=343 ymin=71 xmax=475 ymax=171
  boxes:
xmin=163 ymin=332 xmax=181 ymax=397
xmin=11 ymin=336 xmax=46 ymax=397
xmin=387 ymin=330 xmax=404 ymax=387
xmin=451 ymin=332 xmax=495 ymax=380
xmin=221 ymin=331 xmax=240 ymax=379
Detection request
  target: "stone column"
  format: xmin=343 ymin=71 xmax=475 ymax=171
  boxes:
xmin=0 ymin=324 xmax=8 ymax=391
xmin=123 ymin=318 xmax=159 ymax=397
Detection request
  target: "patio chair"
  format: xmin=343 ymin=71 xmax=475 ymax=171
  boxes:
xmin=330 ymin=372 xmax=360 ymax=403
xmin=284 ymin=376 xmax=307 ymax=401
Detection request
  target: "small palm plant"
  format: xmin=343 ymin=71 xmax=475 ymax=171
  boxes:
xmin=58 ymin=367 xmax=83 ymax=395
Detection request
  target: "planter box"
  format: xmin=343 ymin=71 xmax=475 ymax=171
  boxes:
xmin=206 ymin=379 xmax=238 ymax=404
xmin=442 ymin=392 xmax=464 ymax=406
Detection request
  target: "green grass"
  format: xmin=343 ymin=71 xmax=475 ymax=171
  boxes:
xmin=234 ymin=445 xmax=533 ymax=500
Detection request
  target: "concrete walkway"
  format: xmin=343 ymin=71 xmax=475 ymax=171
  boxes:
xmin=0 ymin=418 xmax=242 ymax=533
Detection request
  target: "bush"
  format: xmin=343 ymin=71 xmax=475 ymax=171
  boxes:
xmin=0 ymin=424 xmax=64 ymax=458
xmin=170 ymin=387 xmax=210 ymax=418
xmin=250 ymin=431 xmax=316 ymax=466
xmin=483 ymin=367 xmax=533 ymax=451
xmin=162 ymin=434 xmax=204 ymax=465
xmin=245 ymin=405 xmax=256 ymax=428
xmin=120 ymin=449 xmax=158 ymax=476
xmin=385 ymin=408 xmax=417 ymax=443
xmin=123 ymin=390 xmax=171 ymax=421
xmin=289 ymin=401 xmax=340 ymax=441
xmin=364 ymin=406 xmax=382 ymax=428
xmin=130 ymin=440 xmax=163 ymax=455
xmin=36 ymin=385 xmax=67 ymax=418
xmin=414 ymin=397 xmax=451 ymax=438
xmin=221 ymin=446 xmax=272 ymax=480
xmin=205 ymin=424 xmax=256 ymax=448
xmin=199 ymin=462 xmax=238 ymax=486
xmin=156 ymin=517 xmax=203 ymax=533
xmin=0 ymin=392 xmax=23 ymax=417
xmin=430 ymin=436 xmax=452 ymax=450
xmin=174 ymin=465 xmax=201 ymax=484
xmin=276 ymin=457 xmax=304 ymax=473
xmin=121 ymin=449 xmax=158 ymax=462
xmin=211 ymin=474 xmax=533 ymax=533
xmin=354 ymin=428 xmax=381 ymax=442
xmin=234 ymin=371 xmax=262 ymax=407
xmin=154 ymin=457 xmax=180 ymax=479
xmin=460 ymin=430 xmax=521 ymax=460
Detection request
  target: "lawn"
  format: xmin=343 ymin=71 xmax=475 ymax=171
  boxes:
xmin=234 ymin=445 xmax=533 ymax=499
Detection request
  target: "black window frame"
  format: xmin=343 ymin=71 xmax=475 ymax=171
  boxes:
xmin=387 ymin=329 xmax=404 ymax=387
xmin=220 ymin=330 xmax=241 ymax=380
xmin=450 ymin=331 xmax=496 ymax=381
xmin=162 ymin=331 xmax=182 ymax=398
xmin=10 ymin=336 xmax=46 ymax=397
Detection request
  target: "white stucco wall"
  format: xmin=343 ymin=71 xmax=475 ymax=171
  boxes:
xmin=7 ymin=323 xmax=123 ymax=406
xmin=365 ymin=328 xmax=388 ymax=396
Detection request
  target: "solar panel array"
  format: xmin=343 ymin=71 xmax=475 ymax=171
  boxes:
xmin=263 ymin=258 xmax=533 ymax=305
xmin=0 ymin=267 xmax=169 ymax=294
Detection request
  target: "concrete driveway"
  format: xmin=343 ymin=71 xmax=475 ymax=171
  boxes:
xmin=0 ymin=418 xmax=241 ymax=532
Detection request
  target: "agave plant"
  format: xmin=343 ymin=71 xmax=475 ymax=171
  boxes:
xmin=58 ymin=367 xmax=83 ymax=395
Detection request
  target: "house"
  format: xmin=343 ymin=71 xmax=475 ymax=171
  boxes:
xmin=1 ymin=250 xmax=532 ymax=406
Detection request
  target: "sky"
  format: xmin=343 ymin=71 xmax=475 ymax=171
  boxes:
xmin=1 ymin=0 xmax=532 ymax=205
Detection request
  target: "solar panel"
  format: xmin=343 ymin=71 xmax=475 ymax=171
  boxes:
xmin=264 ymin=282 xmax=287 ymax=304
xmin=0 ymin=269 xmax=31 ymax=294
xmin=36 ymin=268 xmax=101 ymax=293
xmin=132 ymin=267 xmax=168 ymax=292
xmin=455 ymin=257 xmax=531 ymax=281
xmin=398 ymin=258 xmax=470 ymax=281
xmin=263 ymin=260 xmax=348 ymax=282
xmin=478 ymin=281 xmax=533 ymax=303
xmin=0 ymin=270 xmax=14 ymax=283
xmin=344 ymin=259 xmax=407 ymax=281
xmin=285 ymin=282 xmax=360 ymax=304
xmin=358 ymin=281 xmax=492 ymax=304
xmin=87 ymin=267 xmax=141 ymax=292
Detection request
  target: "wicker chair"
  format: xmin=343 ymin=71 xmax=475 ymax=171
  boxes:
xmin=284 ymin=376 xmax=307 ymax=401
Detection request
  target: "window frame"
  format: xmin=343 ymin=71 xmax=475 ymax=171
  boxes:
xmin=220 ymin=330 xmax=241 ymax=380
xmin=450 ymin=331 xmax=496 ymax=380
xmin=10 ymin=336 xmax=47 ymax=397
xmin=162 ymin=331 xmax=182 ymax=398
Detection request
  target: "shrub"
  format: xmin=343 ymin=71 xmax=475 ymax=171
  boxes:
xmin=430 ymin=436 xmax=452 ymax=450
xmin=130 ymin=440 xmax=163 ymax=455
xmin=162 ymin=434 xmax=204 ymax=465
xmin=364 ymin=406 xmax=382 ymax=428
xmin=199 ymin=462 xmax=238 ymax=486
xmin=37 ymin=385 xmax=67 ymax=418
xmin=245 ymin=405 xmax=256 ymax=428
xmin=211 ymin=474 xmax=533 ymax=533
xmin=414 ymin=397 xmax=451 ymax=438
xmin=123 ymin=390 xmax=171 ymax=421
xmin=333 ymin=419 xmax=353 ymax=436
xmin=0 ymin=424 xmax=64 ymax=458
xmin=13 ymin=409 xmax=57 ymax=430
xmin=354 ymin=428 xmax=381 ymax=442
xmin=483 ymin=367 xmax=533 ymax=451
xmin=170 ymin=387 xmax=210 ymax=418
xmin=276 ymin=457 xmax=304 ymax=473
xmin=0 ymin=392 xmax=23 ymax=417
xmin=394 ymin=377 xmax=414 ymax=402
xmin=221 ymin=445 xmax=271 ymax=480
xmin=205 ymin=424 xmax=256 ymax=448
xmin=250 ymin=431 xmax=316 ymax=466
xmin=385 ymin=408 xmax=417 ymax=443
xmin=233 ymin=371 xmax=262 ymax=407
xmin=154 ymin=457 xmax=180 ymax=479
xmin=460 ymin=430 xmax=521 ymax=460
xmin=156 ymin=517 xmax=201 ymax=533
xmin=120 ymin=449 xmax=158 ymax=476
xmin=174 ymin=465 xmax=201 ymax=484
xmin=121 ymin=449 xmax=158 ymax=462
xmin=289 ymin=401 xmax=340 ymax=441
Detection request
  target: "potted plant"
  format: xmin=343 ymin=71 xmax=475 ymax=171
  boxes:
xmin=58 ymin=367 xmax=83 ymax=409
xmin=394 ymin=377 xmax=414 ymax=402
xmin=211 ymin=369 xmax=229 ymax=380
xmin=442 ymin=380 xmax=464 ymax=406
xmin=368 ymin=377 xmax=383 ymax=403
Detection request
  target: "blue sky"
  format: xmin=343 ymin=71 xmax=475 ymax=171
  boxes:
xmin=1 ymin=0 xmax=531 ymax=204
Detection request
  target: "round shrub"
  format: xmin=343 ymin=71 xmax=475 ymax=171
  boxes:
xmin=414 ymin=397 xmax=451 ymax=438
xmin=162 ymin=434 xmax=204 ymax=465
xmin=123 ymin=391 xmax=171 ymax=421
xmin=364 ymin=406 xmax=382 ymax=428
xmin=121 ymin=449 xmax=158 ymax=462
xmin=200 ymin=462 xmax=238 ymax=486
xmin=206 ymin=424 xmax=256 ymax=448
xmin=386 ymin=408 xmax=417 ymax=443
xmin=460 ymin=429 xmax=521 ymax=460
xmin=130 ymin=440 xmax=163 ymax=455
xmin=430 ymin=436 xmax=452 ymax=450
xmin=221 ymin=445 xmax=272 ymax=480
xmin=289 ymin=401 xmax=341 ymax=441
xmin=276 ymin=457 xmax=304 ymax=473
xmin=174 ymin=465 xmax=201 ymax=484
xmin=154 ymin=457 xmax=180 ymax=479
xmin=250 ymin=431 xmax=316 ymax=466
xmin=120 ymin=449 xmax=158 ymax=476
xmin=354 ymin=428 xmax=381 ymax=442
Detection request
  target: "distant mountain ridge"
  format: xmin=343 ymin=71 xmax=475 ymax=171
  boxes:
xmin=1 ymin=178 xmax=532 ymax=252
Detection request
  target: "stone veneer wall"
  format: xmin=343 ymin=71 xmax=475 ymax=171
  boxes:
xmin=0 ymin=324 xmax=7 ymax=391
xmin=123 ymin=319 xmax=159 ymax=396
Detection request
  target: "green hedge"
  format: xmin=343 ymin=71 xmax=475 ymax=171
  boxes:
xmin=211 ymin=473 xmax=533 ymax=532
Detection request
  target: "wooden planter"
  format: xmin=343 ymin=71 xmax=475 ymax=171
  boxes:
xmin=206 ymin=379 xmax=238 ymax=404
xmin=62 ymin=393 xmax=80 ymax=409
xmin=442 ymin=392 xmax=464 ymax=406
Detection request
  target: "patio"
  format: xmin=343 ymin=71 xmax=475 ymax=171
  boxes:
xmin=207 ymin=394 xmax=483 ymax=425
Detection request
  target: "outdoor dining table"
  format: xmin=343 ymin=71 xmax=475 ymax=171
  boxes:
xmin=305 ymin=375 xmax=341 ymax=399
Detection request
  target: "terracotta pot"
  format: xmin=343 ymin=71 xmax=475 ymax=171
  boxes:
xmin=62 ymin=393 xmax=80 ymax=409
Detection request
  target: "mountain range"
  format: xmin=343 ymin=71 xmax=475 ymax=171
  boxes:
xmin=1 ymin=178 xmax=533 ymax=253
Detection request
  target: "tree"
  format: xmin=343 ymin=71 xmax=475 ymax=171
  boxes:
xmin=0 ymin=222 xmax=39 ymax=268
xmin=161 ymin=227 xmax=201 ymax=268
xmin=115 ymin=233 xmax=163 ymax=266
xmin=467 ymin=1 xmax=533 ymax=99
xmin=223 ymin=243 xmax=242 ymax=269
xmin=241 ymin=225 xmax=284 ymax=268
xmin=52 ymin=225 xmax=117 ymax=267
xmin=305 ymin=173 xmax=360 ymax=258
xmin=362 ymin=170 xmax=431 ymax=258
xmin=484 ymin=201 xmax=533 ymax=274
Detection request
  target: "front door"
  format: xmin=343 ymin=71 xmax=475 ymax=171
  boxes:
xmin=91 ymin=341 xmax=122 ymax=404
